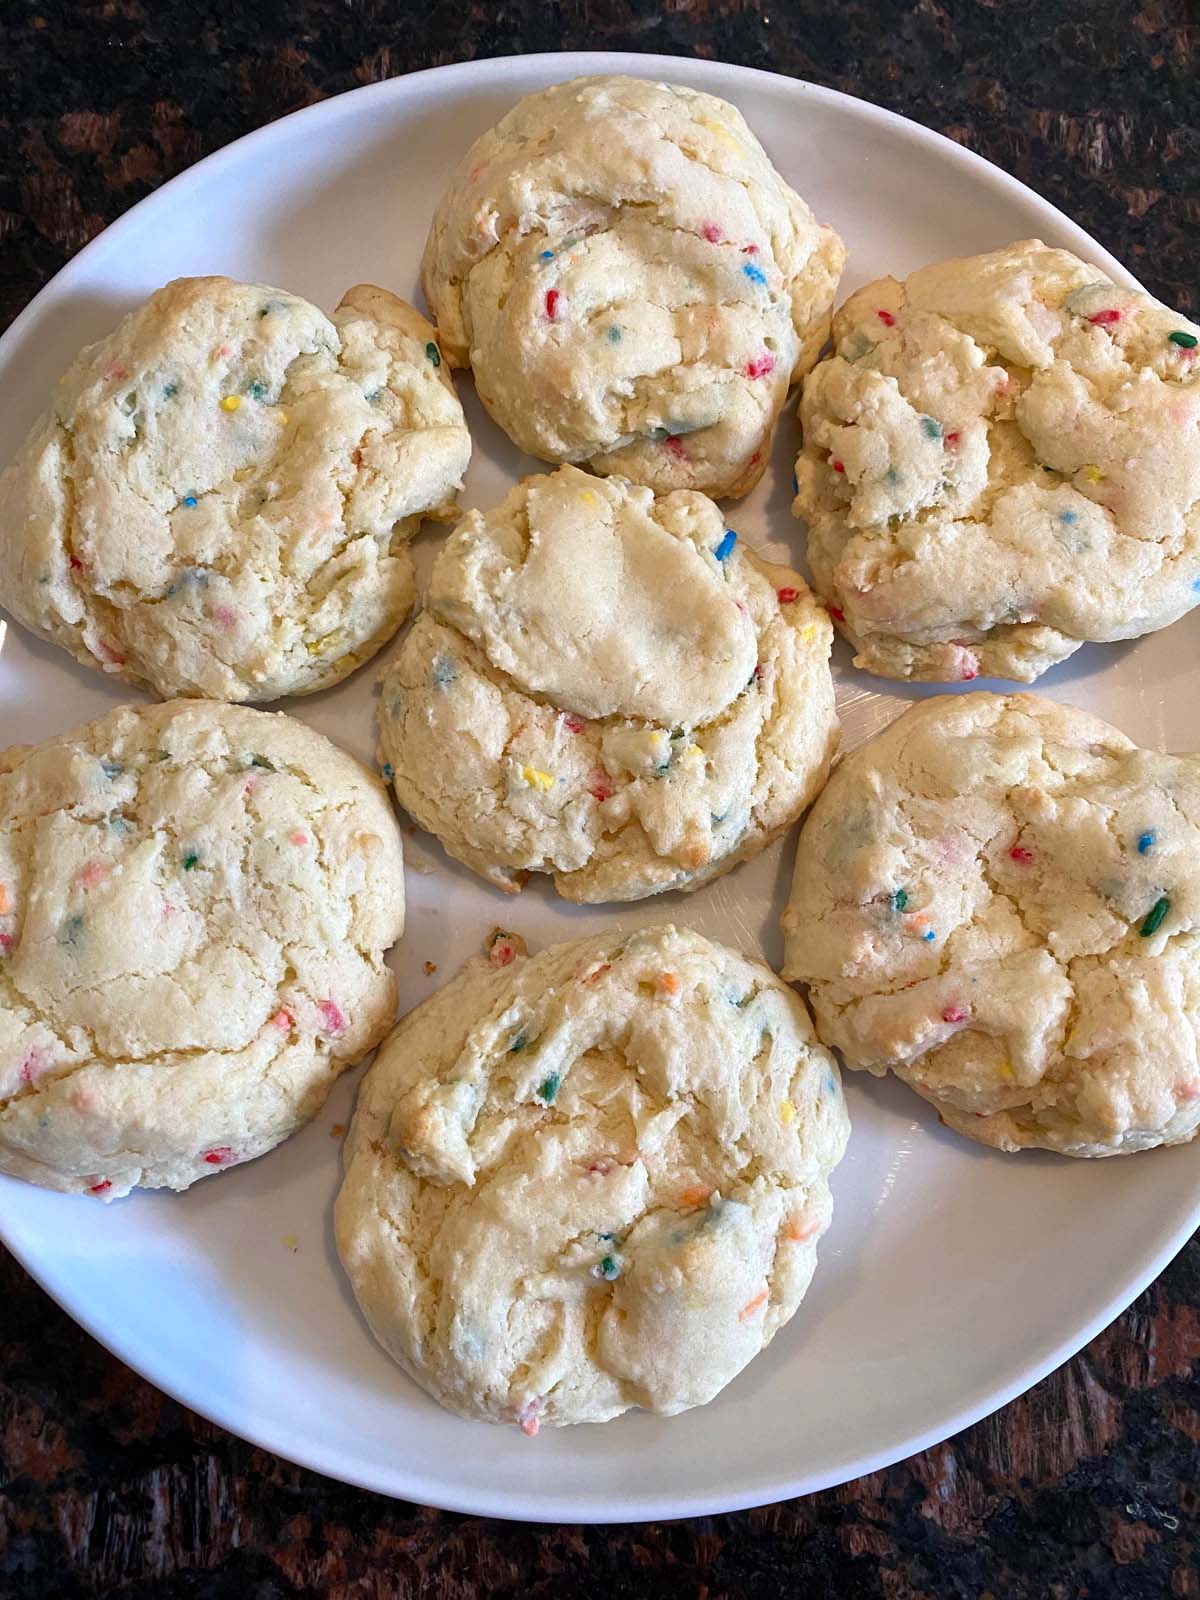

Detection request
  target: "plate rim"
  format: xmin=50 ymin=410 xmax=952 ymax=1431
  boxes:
xmin=0 ymin=48 xmax=1193 ymax=1524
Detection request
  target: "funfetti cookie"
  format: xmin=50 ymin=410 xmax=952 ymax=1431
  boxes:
xmin=335 ymin=924 xmax=850 ymax=1430
xmin=0 ymin=278 xmax=471 ymax=701
xmin=422 ymin=75 xmax=845 ymax=498
xmin=377 ymin=466 xmax=838 ymax=902
xmin=0 ymin=699 xmax=405 ymax=1199
xmin=792 ymin=240 xmax=1200 ymax=682
xmin=782 ymin=692 xmax=1200 ymax=1157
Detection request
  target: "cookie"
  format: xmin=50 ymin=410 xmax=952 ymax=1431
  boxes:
xmin=0 ymin=699 xmax=405 ymax=1198
xmin=792 ymin=240 xmax=1200 ymax=682
xmin=0 ymin=277 xmax=471 ymax=701
xmin=377 ymin=466 xmax=838 ymax=901
xmin=335 ymin=924 xmax=849 ymax=1429
xmin=781 ymin=692 xmax=1200 ymax=1157
xmin=422 ymin=75 xmax=845 ymax=498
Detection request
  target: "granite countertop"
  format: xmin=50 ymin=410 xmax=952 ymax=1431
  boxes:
xmin=1 ymin=3 xmax=1197 ymax=1595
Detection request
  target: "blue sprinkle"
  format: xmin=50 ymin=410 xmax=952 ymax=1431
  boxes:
xmin=101 ymin=760 xmax=123 ymax=779
xmin=1193 ymin=577 xmax=1200 ymax=593
xmin=182 ymin=495 xmax=198 ymax=508
xmin=58 ymin=914 xmax=84 ymax=948
xmin=1137 ymin=831 xmax=1155 ymax=855
xmin=920 ymin=416 xmax=942 ymax=440
xmin=824 ymin=1072 xmax=837 ymax=1095
xmin=606 ymin=325 xmax=623 ymax=343
xmin=711 ymin=811 xmax=727 ymax=825
xmin=162 ymin=381 xmax=179 ymax=399
xmin=1059 ymin=510 xmax=1078 ymax=525
xmin=540 ymin=249 xmax=554 ymax=260
xmin=743 ymin=262 xmax=767 ymax=286
xmin=885 ymin=467 xmax=899 ymax=485
xmin=365 ymin=388 xmax=384 ymax=404
xmin=714 ymin=529 xmax=737 ymax=562
xmin=381 ymin=762 xmax=394 ymax=781
xmin=432 ymin=654 xmax=457 ymax=688
xmin=791 ymin=473 xmax=799 ymax=495
xmin=923 ymin=929 xmax=936 ymax=942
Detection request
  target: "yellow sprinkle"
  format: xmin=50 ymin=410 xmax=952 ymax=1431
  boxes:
xmin=307 ymin=630 xmax=343 ymax=657
xmin=798 ymin=625 xmax=817 ymax=642
xmin=780 ymin=1099 xmax=795 ymax=1125
xmin=521 ymin=765 xmax=555 ymax=792
xmin=701 ymin=116 xmax=740 ymax=149
xmin=580 ymin=490 xmax=599 ymax=508
xmin=283 ymin=1234 xmax=298 ymax=1252
xmin=646 ymin=730 xmax=669 ymax=754
xmin=220 ymin=395 xmax=242 ymax=412
xmin=999 ymin=1062 xmax=1014 ymax=1080
xmin=681 ymin=743 xmax=704 ymax=768
xmin=1082 ymin=463 xmax=1104 ymax=483
xmin=276 ymin=410 xmax=289 ymax=425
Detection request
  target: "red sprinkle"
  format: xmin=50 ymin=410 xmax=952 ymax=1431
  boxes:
xmin=745 ymin=352 xmax=776 ymax=380
xmin=318 ymin=999 xmax=346 ymax=1035
xmin=203 ymin=1147 xmax=233 ymax=1166
xmin=97 ymin=640 xmax=127 ymax=666
xmin=664 ymin=435 xmax=689 ymax=461
xmin=877 ymin=309 xmax=896 ymax=327
xmin=0 ymin=934 xmax=12 ymax=953
xmin=89 ymin=1180 xmax=112 ymax=1195
xmin=944 ymin=431 xmax=961 ymax=448
xmin=777 ymin=586 xmax=800 ymax=603
xmin=828 ymin=605 xmax=846 ymax=623
xmin=544 ymin=289 xmax=560 ymax=321
xmin=741 ymin=243 xmax=759 ymax=255
xmin=941 ymin=1006 xmax=971 ymax=1025
xmin=1087 ymin=309 xmax=1122 ymax=326
xmin=832 ymin=459 xmax=845 ymax=474
xmin=489 ymin=939 xmax=517 ymax=970
xmin=561 ymin=713 xmax=585 ymax=734
xmin=749 ymin=450 xmax=761 ymax=465
xmin=290 ymin=830 xmax=309 ymax=846
xmin=69 ymin=554 xmax=83 ymax=571
xmin=1009 ymin=845 xmax=1034 ymax=864
xmin=701 ymin=221 xmax=723 ymax=243
xmin=588 ymin=767 xmax=616 ymax=803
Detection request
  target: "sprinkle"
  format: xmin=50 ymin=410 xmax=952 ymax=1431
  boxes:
xmin=741 ymin=243 xmax=759 ymax=255
xmin=545 ymin=289 xmax=561 ymax=321
xmin=69 ymin=553 xmax=83 ymax=570
xmin=587 ymin=767 xmax=616 ymax=803
xmin=779 ymin=1099 xmax=795 ymax=1125
xmin=956 ymin=645 xmax=980 ymax=681
xmin=1059 ymin=510 xmax=1078 ymax=525
xmin=876 ymin=309 xmax=896 ymax=327
xmin=605 ymin=325 xmax=623 ymax=343
xmin=329 ymin=1123 xmax=345 ymax=1138
xmin=701 ymin=221 xmax=724 ymax=243
xmin=203 ymin=1147 xmax=233 ymax=1166
xmin=0 ymin=934 xmax=12 ymax=954
xmin=891 ymin=888 xmax=908 ymax=912
xmin=999 ymin=1063 xmax=1015 ymax=1080
xmin=785 ymin=1214 xmax=820 ymax=1243
xmin=290 ymin=830 xmax=308 ymax=846
xmin=517 ymin=1399 xmax=541 ymax=1438
xmin=487 ymin=928 xmax=526 ymax=968
xmin=941 ymin=1005 xmax=970 ymax=1025
xmin=182 ymin=851 xmax=199 ymax=870
xmin=831 ymin=459 xmax=845 ymax=474
xmin=745 ymin=352 xmax=776 ymax=380
xmin=920 ymin=416 xmax=943 ymax=440
xmin=77 ymin=860 xmax=110 ymax=891
xmin=1140 ymin=896 xmax=1170 ymax=937
xmin=560 ymin=712 xmax=585 ymax=734
xmin=944 ymin=431 xmax=961 ymax=448
xmin=88 ymin=1180 xmax=112 ymax=1196
xmin=508 ymin=1030 xmax=528 ymax=1054
xmin=658 ymin=972 xmax=680 ymax=996
xmin=1137 ymin=831 xmax=1156 ymax=855
xmin=96 ymin=640 xmax=127 ymax=666
xmin=923 ymin=929 xmax=936 ymax=942
xmin=318 ymin=999 xmax=346 ymax=1034
xmin=538 ymin=1072 xmax=560 ymax=1104
xmin=245 ymin=379 xmax=267 ymax=400
xmin=592 ymin=1254 xmax=621 ymax=1280
xmin=792 ymin=473 xmax=799 ymax=494
xmin=1168 ymin=330 xmax=1198 ymax=348
xmin=714 ymin=529 xmax=737 ymax=561
xmin=828 ymin=605 xmax=845 ymax=623
xmin=777 ymin=586 xmax=800 ymax=604
xmin=213 ymin=604 xmax=238 ymax=627
xmin=381 ymin=761 xmax=394 ymax=781
xmin=521 ymin=765 xmax=555 ymax=792
xmin=423 ymin=961 xmax=437 ymax=976
xmin=182 ymin=494 xmax=198 ymax=507
xmin=219 ymin=395 xmax=242 ymax=413
xmin=743 ymin=262 xmax=767 ymax=286
xmin=539 ymin=249 xmax=554 ymax=260
xmin=663 ymin=435 xmax=689 ymax=461
xmin=0 ymin=886 xmax=9 ymax=916
xmin=283 ymin=1234 xmax=298 ymax=1253
xmin=270 ymin=1008 xmax=293 ymax=1031
xmin=679 ymin=1183 xmax=711 ymax=1208
xmin=1082 ymin=464 xmax=1104 ymax=483
xmin=738 ymin=1289 xmax=769 ymax=1322
xmin=431 ymin=653 xmax=457 ymax=688
xmin=1087 ymin=309 xmax=1122 ymax=326
xmin=1009 ymin=845 xmax=1034 ymax=864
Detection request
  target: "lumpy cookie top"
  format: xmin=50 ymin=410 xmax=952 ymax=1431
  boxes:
xmin=335 ymin=925 xmax=849 ymax=1429
xmin=377 ymin=466 xmax=838 ymax=902
xmin=421 ymin=75 xmax=845 ymax=498
xmin=782 ymin=692 xmax=1200 ymax=1157
xmin=0 ymin=699 xmax=405 ymax=1198
xmin=0 ymin=278 xmax=471 ymax=701
xmin=793 ymin=240 xmax=1200 ymax=682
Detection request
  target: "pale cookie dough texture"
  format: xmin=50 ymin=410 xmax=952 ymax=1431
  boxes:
xmin=336 ymin=924 xmax=849 ymax=1429
xmin=377 ymin=466 xmax=838 ymax=902
xmin=0 ymin=700 xmax=406 ymax=1199
xmin=782 ymin=692 xmax=1200 ymax=1157
xmin=793 ymin=240 xmax=1200 ymax=682
xmin=422 ymin=75 xmax=845 ymax=499
xmin=0 ymin=277 xmax=471 ymax=701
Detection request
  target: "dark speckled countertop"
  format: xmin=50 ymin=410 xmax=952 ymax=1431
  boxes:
xmin=1 ymin=3 xmax=1198 ymax=1596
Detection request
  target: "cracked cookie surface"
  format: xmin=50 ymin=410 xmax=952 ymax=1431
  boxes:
xmin=0 ymin=698 xmax=405 ymax=1197
xmin=0 ymin=277 xmax=470 ymax=701
xmin=782 ymin=692 xmax=1200 ymax=1156
xmin=421 ymin=75 xmax=844 ymax=498
xmin=792 ymin=240 xmax=1200 ymax=682
xmin=335 ymin=924 xmax=849 ymax=1429
xmin=377 ymin=466 xmax=838 ymax=902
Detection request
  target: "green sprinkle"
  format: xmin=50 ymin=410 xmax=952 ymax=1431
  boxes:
xmin=606 ymin=325 xmax=623 ymax=343
xmin=919 ymin=416 xmax=942 ymax=440
xmin=1168 ymin=330 xmax=1198 ymax=349
xmin=365 ymin=388 xmax=384 ymax=404
xmin=101 ymin=760 xmax=123 ymax=779
xmin=595 ymin=1255 xmax=620 ymax=1281
xmin=245 ymin=379 xmax=268 ymax=400
xmin=425 ymin=341 xmax=442 ymax=367
xmin=537 ymin=1072 xmax=560 ymax=1104
xmin=891 ymin=887 xmax=908 ymax=912
xmin=1140 ymin=896 xmax=1170 ymax=937
xmin=58 ymin=914 xmax=84 ymax=948
xmin=381 ymin=761 xmax=394 ymax=781
xmin=182 ymin=851 xmax=200 ymax=871
xmin=509 ymin=1030 xmax=528 ymax=1053
xmin=250 ymin=754 xmax=276 ymax=771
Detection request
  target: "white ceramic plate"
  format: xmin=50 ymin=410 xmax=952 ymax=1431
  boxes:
xmin=1 ymin=51 xmax=1197 ymax=1524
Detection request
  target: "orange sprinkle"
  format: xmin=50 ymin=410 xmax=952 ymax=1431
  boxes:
xmin=0 ymin=885 xmax=9 ymax=915
xmin=738 ymin=1288 xmax=769 ymax=1322
xmin=679 ymin=1182 xmax=712 ymax=1208
xmin=785 ymin=1214 xmax=820 ymax=1243
xmin=658 ymin=972 xmax=680 ymax=996
xmin=579 ymin=960 xmax=610 ymax=985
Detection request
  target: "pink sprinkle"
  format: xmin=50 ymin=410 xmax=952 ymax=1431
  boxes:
xmin=0 ymin=933 xmax=13 ymax=953
xmin=664 ymin=435 xmax=689 ymax=461
xmin=271 ymin=1008 xmax=293 ymax=1031
xmin=828 ymin=605 xmax=846 ymax=623
xmin=19 ymin=1049 xmax=47 ymax=1088
xmin=560 ymin=713 xmax=585 ymax=735
xmin=1087 ymin=309 xmax=1122 ymax=326
xmin=77 ymin=860 xmax=110 ymax=891
xmin=1177 ymin=1080 xmax=1200 ymax=1103
xmin=89 ymin=1180 xmax=112 ymax=1195
xmin=106 ymin=362 xmax=128 ymax=381
xmin=777 ymin=586 xmax=800 ymax=603
xmin=161 ymin=901 xmax=180 ymax=920
xmin=1009 ymin=845 xmax=1034 ymax=864
xmin=953 ymin=643 xmax=980 ymax=680
xmin=944 ymin=431 xmax=961 ymax=448
xmin=517 ymin=1399 xmax=542 ymax=1438
xmin=588 ymin=768 xmax=616 ymax=803
xmin=290 ymin=830 xmax=309 ymax=846
xmin=97 ymin=640 xmax=127 ymax=666
xmin=212 ymin=604 xmax=238 ymax=628
xmin=488 ymin=939 xmax=517 ymax=969
xmin=586 ymin=1158 xmax=614 ymax=1176
xmin=877 ymin=309 xmax=896 ymax=327
xmin=701 ymin=221 xmax=724 ymax=243
xmin=749 ymin=450 xmax=761 ymax=466
xmin=545 ymin=289 xmax=560 ymax=321
xmin=741 ymin=243 xmax=759 ymax=255
xmin=203 ymin=1147 xmax=233 ymax=1166
xmin=467 ymin=163 xmax=485 ymax=184
xmin=745 ymin=352 xmax=776 ymax=380
xmin=216 ymin=344 xmax=232 ymax=358
xmin=941 ymin=1006 xmax=970 ymax=1025
xmin=318 ymin=1000 xmax=346 ymax=1035
xmin=243 ymin=775 xmax=261 ymax=796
